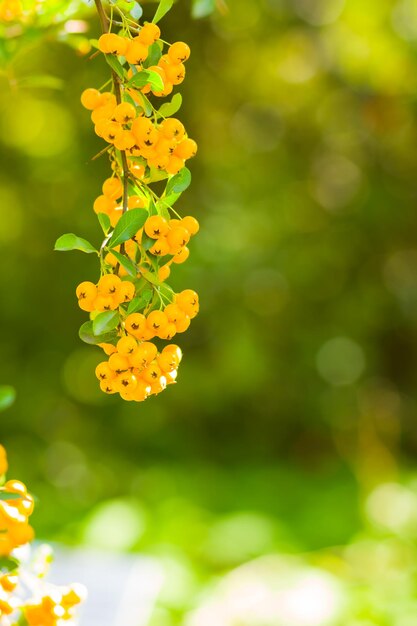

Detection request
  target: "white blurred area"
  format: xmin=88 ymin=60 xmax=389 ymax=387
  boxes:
xmin=185 ymin=555 xmax=344 ymax=626
xmin=50 ymin=547 xmax=163 ymax=626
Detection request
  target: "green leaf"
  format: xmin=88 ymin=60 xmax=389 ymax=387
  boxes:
xmin=79 ymin=321 xmax=117 ymax=346
xmin=0 ymin=557 xmax=19 ymax=573
xmin=0 ymin=386 xmax=15 ymax=412
xmin=191 ymin=0 xmax=216 ymax=18
xmin=158 ymin=93 xmax=182 ymax=118
xmin=111 ymin=250 xmax=138 ymax=276
xmin=108 ymin=208 xmax=148 ymax=248
xmin=145 ymin=41 xmax=162 ymax=67
xmin=127 ymin=290 xmax=153 ymax=314
xmin=137 ymin=92 xmax=153 ymax=117
xmin=93 ymin=311 xmax=120 ymax=336
xmin=130 ymin=1 xmax=143 ymax=19
xmin=157 ymin=192 xmax=181 ymax=210
xmin=105 ymin=54 xmax=125 ymax=80
xmin=166 ymin=167 xmax=192 ymax=195
xmin=54 ymin=234 xmax=97 ymax=254
xmin=0 ymin=492 xmax=23 ymax=501
xmin=98 ymin=213 xmax=111 ymax=235
xmin=153 ymin=0 xmax=174 ymax=23
xmin=127 ymin=69 xmax=164 ymax=92
xmin=142 ymin=269 xmax=162 ymax=286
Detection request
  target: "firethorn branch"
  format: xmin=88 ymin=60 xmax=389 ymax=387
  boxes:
xmin=55 ymin=0 xmax=201 ymax=403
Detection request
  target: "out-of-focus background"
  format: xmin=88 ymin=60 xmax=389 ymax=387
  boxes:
xmin=2 ymin=0 xmax=417 ymax=623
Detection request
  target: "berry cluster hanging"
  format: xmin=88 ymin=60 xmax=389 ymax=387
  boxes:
xmin=55 ymin=0 xmax=199 ymax=403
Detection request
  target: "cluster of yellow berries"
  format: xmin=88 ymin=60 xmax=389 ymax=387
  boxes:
xmin=0 ymin=0 xmax=22 ymax=22
xmin=0 ymin=446 xmax=86 ymax=624
xmin=80 ymin=23 xmax=196 ymax=179
xmin=0 ymin=477 xmax=34 ymax=557
xmin=96 ymin=341 xmax=182 ymax=401
xmin=81 ymin=286 xmax=199 ymax=402
xmin=24 ymin=585 xmax=85 ymax=626
xmin=67 ymin=9 xmax=201 ymax=403
xmin=77 ymin=274 xmax=135 ymax=313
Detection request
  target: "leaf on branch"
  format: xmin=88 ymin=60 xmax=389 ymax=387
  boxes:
xmin=127 ymin=290 xmax=153 ymax=314
xmin=93 ymin=311 xmax=120 ymax=336
xmin=108 ymin=209 xmax=148 ymax=248
xmin=111 ymin=250 xmax=138 ymax=276
xmin=54 ymin=234 xmax=97 ymax=254
xmin=105 ymin=54 xmax=125 ymax=80
xmin=158 ymin=93 xmax=182 ymax=118
xmin=79 ymin=321 xmax=117 ymax=346
xmin=142 ymin=269 xmax=162 ymax=286
xmin=153 ymin=0 xmax=174 ymax=23
xmin=166 ymin=167 xmax=192 ymax=195
xmin=0 ymin=386 xmax=15 ymax=412
xmin=98 ymin=213 xmax=111 ymax=235
xmin=127 ymin=69 xmax=164 ymax=92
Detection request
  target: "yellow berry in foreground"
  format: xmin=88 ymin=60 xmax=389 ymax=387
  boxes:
xmin=108 ymin=353 xmax=130 ymax=373
xmin=160 ymin=118 xmax=185 ymax=141
xmin=158 ymin=264 xmax=171 ymax=281
xmin=98 ymin=274 xmax=121 ymax=296
xmin=147 ymin=310 xmax=169 ymax=333
xmin=81 ymin=88 xmax=102 ymax=110
xmin=125 ymin=40 xmax=149 ymax=65
xmin=175 ymin=138 xmax=198 ymax=160
xmin=117 ymin=336 xmax=138 ymax=356
xmin=144 ymin=215 xmax=169 ymax=239
xmin=125 ymin=313 xmax=146 ymax=336
xmin=168 ymin=41 xmax=191 ymax=64
xmin=181 ymin=215 xmax=200 ymax=235
xmin=142 ymin=363 xmax=162 ymax=384
xmin=119 ymin=281 xmax=136 ymax=302
xmin=173 ymin=246 xmax=190 ymax=264
xmin=163 ymin=344 xmax=183 ymax=363
xmin=76 ymin=281 xmax=97 ymax=301
xmin=129 ymin=342 xmax=158 ymax=368
xmin=102 ymin=177 xmax=123 ymax=200
xmin=114 ymin=102 xmax=136 ymax=123
xmin=95 ymin=362 xmax=115 ymax=381
xmin=116 ymin=372 xmax=138 ymax=392
xmin=100 ymin=379 xmax=118 ymax=394
xmin=138 ymin=22 xmax=161 ymax=45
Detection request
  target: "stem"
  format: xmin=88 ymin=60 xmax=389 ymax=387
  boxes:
xmin=94 ymin=0 xmax=131 ymax=268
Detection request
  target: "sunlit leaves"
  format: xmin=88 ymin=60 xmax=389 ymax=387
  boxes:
xmin=54 ymin=234 xmax=97 ymax=254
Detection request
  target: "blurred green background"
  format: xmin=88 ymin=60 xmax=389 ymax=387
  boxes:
xmin=2 ymin=0 xmax=417 ymax=624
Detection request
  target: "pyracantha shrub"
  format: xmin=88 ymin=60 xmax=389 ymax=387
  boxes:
xmin=55 ymin=0 xmax=200 ymax=403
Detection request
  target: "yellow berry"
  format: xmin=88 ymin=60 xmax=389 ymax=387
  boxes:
xmin=114 ymin=102 xmax=136 ymax=123
xmin=175 ymin=138 xmax=198 ymax=160
xmin=119 ymin=281 xmax=136 ymax=302
xmin=168 ymin=41 xmax=191 ymax=64
xmin=95 ymin=362 xmax=115 ymax=381
xmin=102 ymin=177 xmax=123 ymax=200
xmin=125 ymin=313 xmax=147 ymax=336
xmin=181 ymin=215 xmax=199 ymax=235
xmin=144 ymin=215 xmax=169 ymax=239
xmin=98 ymin=274 xmax=122 ymax=296
xmin=76 ymin=281 xmax=97 ymax=301
xmin=117 ymin=336 xmax=138 ymax=356
xmin=81 ymin=88 xmax=102 ymax=110
xmin=108 ymin=353 xmax=130 ymax=373
xmin=138 ymin=23 xmax=161 ymax=45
